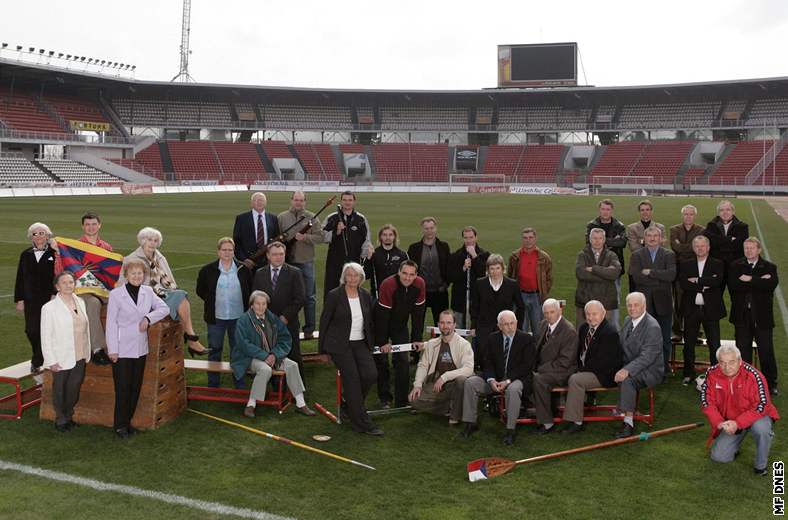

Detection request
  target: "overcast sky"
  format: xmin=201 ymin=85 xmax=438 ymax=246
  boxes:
xmin=1 ymin=0 xmax=787 ymax=90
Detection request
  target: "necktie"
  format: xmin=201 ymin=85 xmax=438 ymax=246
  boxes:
xmin=271 ymin=267 xmax=279 ymax=290
xmin=503 ymin=336 xmax=511 ymax=375
xmin=256 ymin=213 xmax=265 ymax=247
xmin=581 ymin=327 xmax=594 ymax=365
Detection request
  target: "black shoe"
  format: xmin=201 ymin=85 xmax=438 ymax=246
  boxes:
xmin=55 ymin=423 xmax=69 ymax=433
xmin=184 ymin=333 xmax=207 ymax=357
xmin=31 ymin=364 xmax=43 ymax=375
xmin=66 ymin=420 xmax=78 ymax=431
xmin=127 ymin=426 xmax=139 ymax=436
xmin=115 ymin=428 xmax=130 ymax=440
xmin=561 ymin=422 xmax=584 ymax=434
xmin=461 ymin=422 xmax=478 ymax=439
xmin=503 ymin=430 xmax=517 ymax=446
xmin=364 ymin=427 xmax=384 ymax=436
xmin=754 ymin=467 xmax=768 ymax=476
xmin=91 ymin=350 xmax=111 ymax=366
xmin=614 ymin=424 xmax=635 ymax=439
xmin=532 ymin=424 xmax=556 ymax=435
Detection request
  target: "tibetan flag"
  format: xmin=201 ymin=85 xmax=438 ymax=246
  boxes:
xmin=467 ymin=459 xmax=489 ymax=482
xmin=55 ymin=236 xmax=124 ymax=298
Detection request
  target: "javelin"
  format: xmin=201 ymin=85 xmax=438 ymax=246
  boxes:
xmin=187 ymin=408 xmax=375 ymax=471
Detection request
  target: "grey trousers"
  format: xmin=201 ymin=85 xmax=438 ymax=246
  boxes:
xmin=563 ymin=371 xmax=602 ymax=423
xmin=618 ymin=374 xmax=651 ymax=413
xmin=52 ymin=360 xmax=86 ymax=426
xmin=533 ymin=371 xmax=570 ymax=425
xmin=79 ymin=293 xmax=107 ymax=352
xmin=249 ymin=358 xmax=305 ymax=404
xmin=411 ymin=375 xmax=467 ymax=421
xmin=462 ymin=375 xmax=524 ymax=430
xmin=710 ymin=416 xmax=774 ymax=471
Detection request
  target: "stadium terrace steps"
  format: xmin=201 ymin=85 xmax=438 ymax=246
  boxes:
xmin=708 ymin=140 xmax=774 ymax=184
xmin=482 ymin=144 xmax=565 ymax=182
xmin=0 ymin=157 xmax=57 ymax=184
xmin=589 ymin=141 xmax=647 ymax=181
xmin=371 ymin=143 xmax=449 ymax=182
xmin=630 ymin=141 xmax=696 ymax=183
xmin=0 ymin=89 xmax=69 ymax=134
xmin=293 ymin=143 xmax=343 ymax=181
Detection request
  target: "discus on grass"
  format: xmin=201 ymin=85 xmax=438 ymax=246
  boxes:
xmin=312 ymin=435 xmax=331 ymax=442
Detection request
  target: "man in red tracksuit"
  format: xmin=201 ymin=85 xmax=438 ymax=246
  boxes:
xmin=701 ymin=343 xmax=779 ymax=476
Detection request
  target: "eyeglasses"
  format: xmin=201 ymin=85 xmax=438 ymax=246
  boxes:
xmin=31 ymin=231 xmax=48 ymax=236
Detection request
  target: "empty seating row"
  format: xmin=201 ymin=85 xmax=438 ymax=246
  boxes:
xmin=483 ymin=144 xmax=564 ymax=181
xmin=617 ymin=102 xmax=721 ymax=129
xmin=260 ymin=105 xmax=352 ymax=129
xmin=379 ymin=106 xmax=467 ymax=130
xmin=0 ymin=89 xmax=68 ymax=134
xmin=113 ymin=99 xmax=232 ymax=127
xmin=293 ymin=143 xmax=343 ymax=181
xmin=630 ymin=141 xmax=695 ymax=182
xmin=371 ymin=143 xmax=448 ymax=181
xmin=497 ymin=107 xmax=592 ymax=131
xmin=589 ymin=141 xmax=647 ymax=180
xmin=709 ymin=141 xmax=774 ymax=182
xmin=37 ymin=159 xmax=121 ymax=183
xmin=0 ymin=157 xmax=55 ymax=184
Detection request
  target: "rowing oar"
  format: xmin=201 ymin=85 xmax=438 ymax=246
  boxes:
xmin=467 ymin=422 xmax=702 ymax=482
xmin=187 ymin=408 xmax=375 ymax=471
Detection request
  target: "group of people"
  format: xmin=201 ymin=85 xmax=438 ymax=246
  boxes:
xmin=13 ymin=192 xmax=780 ymax=474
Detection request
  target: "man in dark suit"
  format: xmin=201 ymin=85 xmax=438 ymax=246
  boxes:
xmin=559 ymin=301 xmax=624 ymax=434
xmin=461 ymin=310 xmax=536 ymax=445
xmin=678 ymin=235 xmax=725 ymax=384
xmin=630 ymin=226 xmax=676 ymax=375
xmin=728 ymin=237 xmax=780 ymax=395
xmin=233 ymin=192 xmax=281 ymax=270
xmin=252 ymin=241 xmax=306 ymax=376
xmin=407 ymin=217 xmax=450 ymax=325
xmin=446 ymin=225 xmax=489 ymax=328
xmin=615 ymin=292 xmax=664 ymax=438
xmin=470 ymin=254 xmax=525 ymax=369
xmin=532 ymin=299 xmax=578 ymax=434
xmin=703 ymin=199 xmax=748 ymax=294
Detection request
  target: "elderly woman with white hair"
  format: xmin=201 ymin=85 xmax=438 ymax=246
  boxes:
xmin=318 ymin=262 xmax=381 ymax=436
xmin=117 ymin=227 xmax=207 ymax=356
xmin=14 ymin=222 xmax=58 ymax=373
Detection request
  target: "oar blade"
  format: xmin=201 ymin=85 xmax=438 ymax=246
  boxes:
xmin=467 ymin=457 xmax=516 ymax=482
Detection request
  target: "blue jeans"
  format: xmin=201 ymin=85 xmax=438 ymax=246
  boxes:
xmin=207 ymin=319 xmax=242 ymax=388
xmin=520 ymin=292 xmax=543 ymax=334
xmin=291 ymin=261 xmax=316 ymax=334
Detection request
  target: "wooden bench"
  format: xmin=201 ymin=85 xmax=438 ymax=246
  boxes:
xmin=184 ymin=359 xmax=292 ymax=413
xmin=298 ymin=331 xmax=329 ymax=364
xmin=0 ymin=362 xmax=42 ymax=420
xmin=499 ymin=385 xmax=655 ymax=427
xmin=669 ymin=338 xmax=757 ymax=372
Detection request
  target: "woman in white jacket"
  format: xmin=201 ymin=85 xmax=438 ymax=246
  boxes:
xmin=40 ymin=271 xmax=91 ymax=433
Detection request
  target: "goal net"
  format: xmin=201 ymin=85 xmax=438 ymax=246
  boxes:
xmin=448 ymin=173 xmax=508 ymax=193
xmin=585 ymin=175 xmax=654 ymax=196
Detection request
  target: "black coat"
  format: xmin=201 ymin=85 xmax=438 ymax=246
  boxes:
xmin=252 ymin=263 xmax=306 ymax=328
xmin=576 ymin=319 xmax=624 ymax=388
xmin=704 ymin=216 xmax=748 ymax=266
xmin=364 ymin=245 xmax=408 ymax=299
xmin=728 ymin=256 xmax=779 ymax=328
xmin=483 ymin=330 xmax=536 ymax=386
xmin=318 ymin=286 xmax=374 ymax=354
xmin=407 ymin=238 xmax=450 ymax=291
xmin=470 ymin=276 xmax=525 ymax=332
xmin=232 ymin=210 xmax=281 ymax=266
xmin=195 ymin=259 xmax=253 ymax=324
xmin=629 ymin=246 xmax=676 ymax=317
xmin=678 ymin=257 xmax=726 ymax=321
xmin=447 ymin=244 xmax=489 ymax=311
xmin=14 ymin=246 xmax=56 ymax=334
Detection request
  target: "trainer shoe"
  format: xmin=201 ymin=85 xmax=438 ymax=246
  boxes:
xmin=754 ymin=467 xmax=767 ymax=476
xmin=243 ymin=406 xmax=255 ymax=418
xmin=296 ymin=405 xmax=316 ymax=416
xmin=614 ymin=424 xmax=635 ymax=439
xmin=91 ymin=350 xmax=111 ymax=366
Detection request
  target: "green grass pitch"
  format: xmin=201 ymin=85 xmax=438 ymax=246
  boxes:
xmin=0 ymin=192 xmax=784 ymax=519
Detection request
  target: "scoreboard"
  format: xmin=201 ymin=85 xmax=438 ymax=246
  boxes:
xmin=498 ymin=43 xmax=578 ymax=88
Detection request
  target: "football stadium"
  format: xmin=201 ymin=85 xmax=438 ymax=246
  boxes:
xmin=0 ymin=2 xmax=786 ymax=519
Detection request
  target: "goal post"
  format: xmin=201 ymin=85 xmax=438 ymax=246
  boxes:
xmin=448 ymin=173 xmax=508 ymax=192
xmin=585 ymin=175 xmax=654 ymax=196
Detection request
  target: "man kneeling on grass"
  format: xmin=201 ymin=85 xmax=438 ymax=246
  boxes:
xmin=701 ymin=344 xmax=779 ymax=476
xmin=409 ymin=310 xmax=474 ymax=424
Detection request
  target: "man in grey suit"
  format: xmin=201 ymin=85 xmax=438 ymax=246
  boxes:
xmin=531 ymin=298 xmax=578 ymax=434
xmin=629 ymin=226 xmax=676 ymax=376
xmin=614 ymin=292 xmax=664 ymax=438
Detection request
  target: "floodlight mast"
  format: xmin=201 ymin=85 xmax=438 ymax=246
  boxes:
xmin=171 ymin=0 xmax=195 ymax=82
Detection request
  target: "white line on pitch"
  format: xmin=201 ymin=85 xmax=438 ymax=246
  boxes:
xmin=0 ymin=459 xmax=294 ymax=520
xmin=749 ymin=200 xmax=788 ymax=340
xmin=172 ymin=263 xmax=204 ymax=272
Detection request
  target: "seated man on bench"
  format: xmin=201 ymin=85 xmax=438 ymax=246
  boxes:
xmin=559 ymin=300 xmax=623 ymax=434
xmin=232 ymin=290 xmax=315 ymax=418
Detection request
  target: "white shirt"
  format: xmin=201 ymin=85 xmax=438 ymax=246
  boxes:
xmin=723 ymin=221 xmax=731 ymax=235
xmin=489 ymin=277 xmax=503 ymax=291
xmin=548 ymin=317 xmax=562 ymax=334
xmin=695 ymin=257 xmax=707 ymax=305
xmin=631 ymin=313 xmax=646 ymax=331
xmin=348 ymin=296 xmax=365 ymax=341
xmin=34 ymin=250 xmax=45 ymax=261
xmin=252 ymin=209 xmax=268 ymax=243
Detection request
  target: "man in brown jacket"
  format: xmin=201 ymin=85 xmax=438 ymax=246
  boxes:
xmin=531 ymin=299 xmax=578 ymax=433
xmin=669 ymin=204 xmax=704 ymax=339
xmin=507 ymin=227 xmax=553 ymax=334
xmin=575 ymin=228 xmax=622 ymax=329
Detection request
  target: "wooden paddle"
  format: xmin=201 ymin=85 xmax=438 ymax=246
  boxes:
xmin=467 ymin=422 xmax=703 ymax=481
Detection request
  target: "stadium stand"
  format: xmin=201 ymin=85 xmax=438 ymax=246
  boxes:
xmin=747 ymin=97 xmax=788 ymax=126
xmin=166 ymin=141 xmax=222 ymax=180
xmin=261 ymin=140 xmax=293 ymax=160
xmin=379 ymin=106 xmax=468 ymax=130
xmin=497 ymin=106 xmax=592 ymax=131
xmin=261 ymin=105 xmax=352 ymax=129
xmin=0 ymin=157 xmax=55 ymax=184
xmin=356 ymin=107 xmax=375 ymax=125
xmin=371 ymin=143 xmax=448 ymax=182
xmin=212 ymin=142 xmax=267 ymax=183
xmin=112 ymin=99 xmax=232 ymax=127
xmin=40 ymin=94 xmax=111 ymax=129
xmin=617 ymin=101 xmax=721 ymax=129
xmin=293 ymin=143 xmax=343 ymax=181
xmin=708 ymin=140 xmax=774 ymax=184
xmin=630 ymin=141 xmax=695 ymax=183
xmin=0 ymin=88 xmax=68 ymax=134
xmin=483 ymin=145 xmax=523 ymax=177
xmin=36 ymin=159 xmax=121 ymax=183
xmin=682 ymin=167 xmax=707 ymax=184
xmin=589 ymin=141 xmax=647 ymax=181
xmin=483 ymin=144 xmax=564 ymax=181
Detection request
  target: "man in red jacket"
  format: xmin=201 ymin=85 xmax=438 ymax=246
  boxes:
xmin=701 ymin=344 xmax=779 ymax=476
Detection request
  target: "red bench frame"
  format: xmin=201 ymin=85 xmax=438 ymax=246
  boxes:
xmin=0 ymin=362 xmax=42 ymax=420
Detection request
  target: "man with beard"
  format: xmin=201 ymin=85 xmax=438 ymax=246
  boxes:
xmin=365 ymin=224 xmax=408 ymax=300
